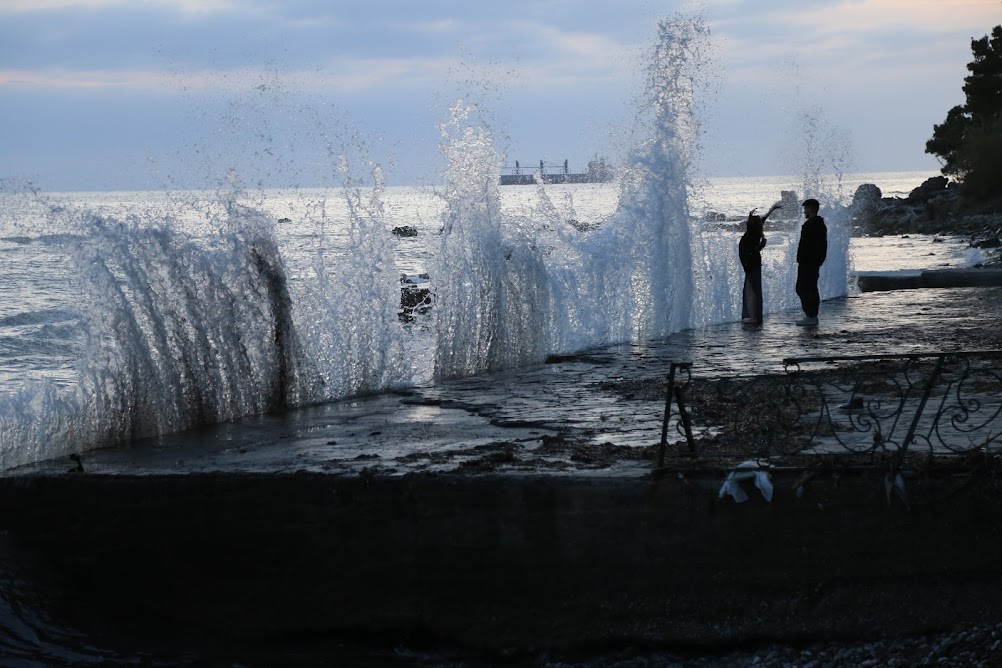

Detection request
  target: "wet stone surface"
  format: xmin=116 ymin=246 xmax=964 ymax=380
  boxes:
xmin=8 ymin=287 xmax=1002 ymax=478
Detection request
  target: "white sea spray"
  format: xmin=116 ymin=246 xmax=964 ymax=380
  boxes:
xmin=0 ymin=13 xmax=862 ymax=469
xmin=297 ymin=165 xmax=411 ymax=399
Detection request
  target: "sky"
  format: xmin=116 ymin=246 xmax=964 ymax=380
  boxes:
xmin=1 ymin=0 xmax=999 ymax=191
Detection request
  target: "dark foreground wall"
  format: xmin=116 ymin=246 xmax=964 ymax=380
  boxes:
xmin=2 ymin=469 xmax=1002 ymax=653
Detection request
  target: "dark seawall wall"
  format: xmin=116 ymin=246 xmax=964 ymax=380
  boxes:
xmin=2 ymin=470 xmax=1002 ymax=652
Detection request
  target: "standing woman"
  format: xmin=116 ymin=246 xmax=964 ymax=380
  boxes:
xmin=739 ymin=204 xmax=781 ymax=324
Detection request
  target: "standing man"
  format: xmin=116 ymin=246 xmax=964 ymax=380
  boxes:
xmin=795 ymin=198 xmax=827 ymax=326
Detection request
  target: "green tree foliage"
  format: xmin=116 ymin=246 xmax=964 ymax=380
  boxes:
xmin=925 ymin=25 xmax=1002 ymax=197
xmin=957 ymin=115 xmax=1002 ymax=200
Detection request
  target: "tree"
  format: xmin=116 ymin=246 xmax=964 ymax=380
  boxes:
xmin=925 ymin=25 xmax=1002 ymax=197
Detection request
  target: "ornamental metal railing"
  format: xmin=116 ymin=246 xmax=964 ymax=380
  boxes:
xmin=657 ymin=351 xmax=1002 ymax=464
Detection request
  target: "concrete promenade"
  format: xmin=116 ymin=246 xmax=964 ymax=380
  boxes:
xmin=9 ymin=285 xmax=1002 ymax=478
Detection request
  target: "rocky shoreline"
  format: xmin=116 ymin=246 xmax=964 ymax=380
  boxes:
xmin=851 ymin=177 xmax=1002 ymax=264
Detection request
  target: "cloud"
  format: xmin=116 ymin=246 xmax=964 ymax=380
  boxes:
xmin=0 ymin=67 xmax=166 ymax=88
xmin=788 ymin=0 xmax=1001 ymax=34
xmin=0 ymin=2 xmax=647 ymax=95
xmin=0 ymin=0 xmax=240 ymax=13
xmin=709 ymin=0 xmax=998 ymax=89
xmin=411 ymin=18 xmax=462 ymax=34
xmin=0 ymin=60 xmax=449 ymax=94
xmin=3 ymin=0 xmax=995 ymax=189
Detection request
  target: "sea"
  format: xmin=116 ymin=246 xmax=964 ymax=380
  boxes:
xmin=0 ymin=13 xmax=993 ymax=664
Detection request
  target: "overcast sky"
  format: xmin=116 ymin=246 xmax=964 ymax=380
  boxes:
xmin=1 ymin=0 xmax=999 ymax=191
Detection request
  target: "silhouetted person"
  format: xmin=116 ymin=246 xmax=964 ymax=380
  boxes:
xmin=796 ymin=198 xmax=827 ymax=326
xmin=739 ymin=204 xmax=781 ymax=324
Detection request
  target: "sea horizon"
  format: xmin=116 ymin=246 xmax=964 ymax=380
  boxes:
xmin=23 ymin=167 xmax=940 ymax=197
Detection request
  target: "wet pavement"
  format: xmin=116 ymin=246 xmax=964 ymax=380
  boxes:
xmin=8 ymin=286 xmax=1002 ymax=478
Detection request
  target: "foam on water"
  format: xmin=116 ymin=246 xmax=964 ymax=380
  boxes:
xmin=0 ymin=14 xmax=856 ymax=469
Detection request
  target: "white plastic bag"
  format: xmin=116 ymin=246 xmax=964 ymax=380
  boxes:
xmin=718 ymin=460 xmax=773 ymax=503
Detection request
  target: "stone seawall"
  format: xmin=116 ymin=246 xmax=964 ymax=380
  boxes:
xmin=857 ymin=268 xmax=1002 ymax=292
xmin=3 ymin=469 xmax=1002 ymax=653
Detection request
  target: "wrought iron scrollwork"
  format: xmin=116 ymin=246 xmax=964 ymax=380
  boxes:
xmin=927 ymin=354 xmax=1002 ymax=453
xmin=659 ymin=351 xmax=1002 ymax=461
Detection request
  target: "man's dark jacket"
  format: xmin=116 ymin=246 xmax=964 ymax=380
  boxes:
xmin=797 ymin=216 xmax=827 ymax=267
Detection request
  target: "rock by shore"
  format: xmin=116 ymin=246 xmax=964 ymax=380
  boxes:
xmin=850 ymin=177 xmax=1002 ymax=252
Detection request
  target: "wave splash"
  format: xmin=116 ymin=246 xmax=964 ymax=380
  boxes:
xmin=0 ymin=203 xmax=308 ymax=468
xmin=433 ymin=16 xmax=710 ymax=379
xmin=0 ymin=14 xmax=851 ymax=469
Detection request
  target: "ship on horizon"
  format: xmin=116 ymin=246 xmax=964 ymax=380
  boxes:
xmin=500 ymin=156 xmax=613 ymax=185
